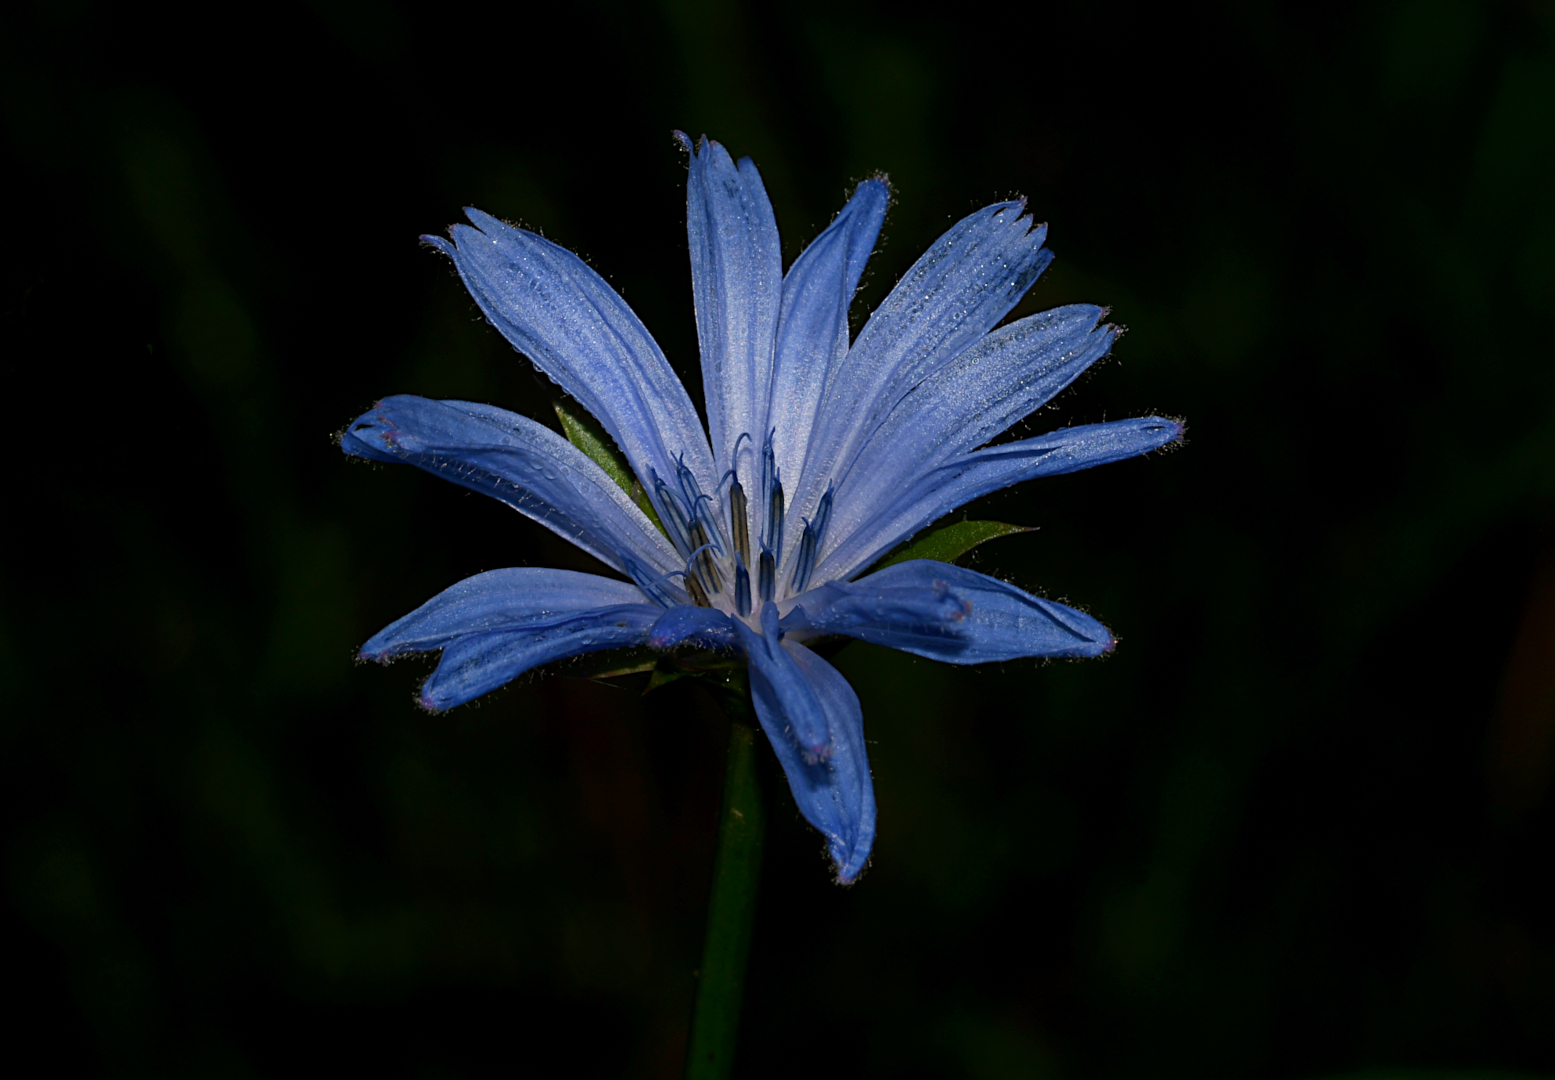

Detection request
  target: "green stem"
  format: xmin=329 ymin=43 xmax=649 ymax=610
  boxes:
xmin=684 ymin=709 xmax=765 ymax=1080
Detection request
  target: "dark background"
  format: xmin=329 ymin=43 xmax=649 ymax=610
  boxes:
xmin=3 ymin=0 xmax=1553 ymax=1077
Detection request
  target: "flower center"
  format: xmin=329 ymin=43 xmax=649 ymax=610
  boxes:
xmin=646 ymin=430 xmax=833 ymax=621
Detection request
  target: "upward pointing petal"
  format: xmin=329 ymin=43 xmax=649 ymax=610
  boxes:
xmin=682 ymin=134 xmax=782 ymax=485
xmin=788 ymin=201 xmax=1053 ymax=563
xmin=767 ymin=178 xmax=889 ymax=515
xmin=423 ymin=211 xmax=717 ymax=517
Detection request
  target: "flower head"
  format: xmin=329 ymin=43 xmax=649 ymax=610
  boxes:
xmin=342 ymin=134 xmax=1180 ymax=883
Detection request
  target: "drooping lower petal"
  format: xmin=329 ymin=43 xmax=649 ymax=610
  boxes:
xmin=791 ymin=559 xmax=1113 ymax=662
xmin=817 ymin=416 xmax=1182 ymax=582
xmin=736 ymin=603 xmax=831 ymax=761
xmin=743 ymin=626 xmax=876 ymax=884
xmin=341 ymin=395 xmax=683 ymax=582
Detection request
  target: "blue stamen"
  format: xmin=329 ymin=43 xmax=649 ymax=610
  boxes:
xmin=684 ymin=572 xmax=711 ymax=607
xmin=687 ymin=523 xmax=723 ymax=593
xmin=787 ymin=491 xmax=833 ymax=595
xmin=811 ymin=486 xmax=834 ymax=551
xmin=789 ymin=518 xmax=818 ymax=594
xmin=622 ymin=556 xmax=689 ymax=608
xmin=758 ymin=432 xmax=779 ymax=550
xmin=734 ymin=554 xmax=751 ymax=617
xmin=759 ymin=431 xmax=776 ymax=514
xmin=764 ymin=471 xmax=784 ymax=559
xmin=652 ymin=472 xmax=694 ymax=556
xmin=729 ymin=478 xmax=750 ymax=566
xmin=758 ymin=545 xmax=775 ymax=603
xmin=675 ymin=454 xmax=705 ymax=513
xmin=683 ymin=541 xmax=718 ymax=567
xmin=693 ymin=494 xmax=727 ymax=557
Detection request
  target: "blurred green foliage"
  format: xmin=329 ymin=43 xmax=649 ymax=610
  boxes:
xmin=2 ymin=0 xmax=1553 ymax=1077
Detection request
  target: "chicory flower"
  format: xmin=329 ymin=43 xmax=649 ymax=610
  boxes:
xmin=342 ymin=134 xmax=1180 ymax=883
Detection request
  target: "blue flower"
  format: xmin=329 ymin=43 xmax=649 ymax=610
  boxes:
xmin=342 ymin=134 xmax=1180 ymax=884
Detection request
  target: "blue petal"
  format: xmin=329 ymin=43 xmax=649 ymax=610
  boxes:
xmin=423 ymin=211 xmax=718 ymax=515
xmin=681 ymin=134 xmax=783 ymax=486
xmin=794 ymin=559 xmax=1113 ymax=662
xmin=361 ymin=567 xmax=657 ymax=660
xmin=785 ymin=202 xmax=1053 ymax=560
xmin=420 ymin=604 xmax=661 ymax=711
xmin=735 ymin=603 xmax=832 ymax=761
xmin=832 ymin=305 xmax=1117 ymax=537
xmin=817 ymin=416 xmax=1183 ymax=582
xmin=355 ymin=567 xmax=661 ymax=711
xmin=341 ymin=395 xmax=684 ymax=582
xmin=647 ymin=604 xmax=740 ymax=651
xmin=740 ymin=618 xmax=876 ymax=883
xmin=766 ymin=179 xmax=889 ymax=514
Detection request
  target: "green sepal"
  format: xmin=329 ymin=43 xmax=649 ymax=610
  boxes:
xmin=645 ymin=650 xmax=748 ymax=703
xmin=872 ymin=519 xmax=1032 ymax=572
xmin=628 ymin=478 xmax=664 ymax=532
xmin=571 ymin=643 xmax=751 ymax=709
xmin=646 ymin=665 xmax=688 ymax=693
xmin=559 ymin=646 xmax=658 ymax=681
xmin=554 ymin=399 xmax=631 ymax=490
xmin=553 ymin=399 xmax=664 ymax=532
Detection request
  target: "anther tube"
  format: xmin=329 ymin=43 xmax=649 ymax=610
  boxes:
xmin=729 ymin=481 xmax=750 ymax=566
xmin=757 ymin=548 xmax=775 ymax=603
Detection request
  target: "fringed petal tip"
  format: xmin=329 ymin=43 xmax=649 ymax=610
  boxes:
xmin=855 ymin=173 xmax=892 ymax=200
xmin=1066 ymin=620 xmax=1116 ymax=659
xmin=990 ymin=196 xmax=1042 ymax=232
xmin=832 ymin=832 xmax=875 ymax=885
xmin=338 ymin=407 xmax=402 ymax=464
xmin=1144 ymin=416 xmax=1188 ymax=448
xmin=982 ymin=198 xmax=1044 ymax=243
xmin=677 ymin=131 xmax=723 ymax=157
xmin=805 ymin=562 xmax=1115 ymax=664
xmin=420 ymin=234 xmax=455 ymax=256
xmin=1136 ymin=416 xmax=1187 ymax=456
